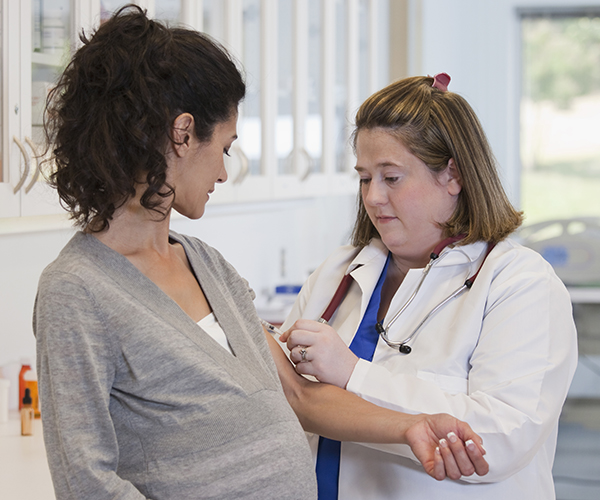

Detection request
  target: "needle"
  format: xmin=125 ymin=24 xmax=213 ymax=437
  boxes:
xmin=259 ymin=318 xmax=284 ymax=339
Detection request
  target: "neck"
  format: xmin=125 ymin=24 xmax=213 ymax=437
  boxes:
xmin=378 ymin=257 xmax=406 ymax=322
xmin=90 ymin=197 xmax=173 ymax=258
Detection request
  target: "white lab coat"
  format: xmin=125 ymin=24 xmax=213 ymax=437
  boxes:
xmin=282 ymin=238 xmax=578 ymax=500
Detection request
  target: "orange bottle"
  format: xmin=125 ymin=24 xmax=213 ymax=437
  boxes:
xmin=23 ymin=370 xmax=40 ymax=418
xmin=18 ymin=361 xmax=32 ymax=411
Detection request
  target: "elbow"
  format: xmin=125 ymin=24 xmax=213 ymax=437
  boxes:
xmin=283 ymin=378 xmax=311 ymax=428
xmin=281 ymin=376 xmax=322 ymax=434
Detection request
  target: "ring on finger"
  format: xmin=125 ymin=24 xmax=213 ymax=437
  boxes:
xmin=299 ymin=347 xmax=307 ymax=362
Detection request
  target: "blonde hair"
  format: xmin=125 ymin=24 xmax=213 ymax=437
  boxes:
xmin=351 ymin=75 xmax=522 ymax=248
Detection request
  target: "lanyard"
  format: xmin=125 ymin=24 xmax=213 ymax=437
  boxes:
xmin=318 ymin=237 xmax=496 ymax=354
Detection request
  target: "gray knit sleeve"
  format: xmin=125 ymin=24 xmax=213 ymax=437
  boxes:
xmin=34 ymin=271 xmax=149 ymax=500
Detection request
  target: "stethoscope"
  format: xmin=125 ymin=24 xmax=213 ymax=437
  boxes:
xmin=318 ymin=235 xmax=496 ymax=355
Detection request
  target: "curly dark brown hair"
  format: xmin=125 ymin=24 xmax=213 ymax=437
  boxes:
xmin=45 ymin=4 xmax=245 ymax=231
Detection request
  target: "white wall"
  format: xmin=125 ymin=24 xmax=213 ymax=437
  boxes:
xmin=409 ymin=0 xmax=600 ymax=206
xmin=0 ymin=194 xmax=356 ymax=409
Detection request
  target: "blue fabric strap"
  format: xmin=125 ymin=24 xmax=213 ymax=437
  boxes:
xmin=315 ymin=254 xmax=391 ymax=499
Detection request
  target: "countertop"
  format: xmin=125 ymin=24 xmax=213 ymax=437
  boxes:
xmin=0 ymin=412 xmax=55 ymax=499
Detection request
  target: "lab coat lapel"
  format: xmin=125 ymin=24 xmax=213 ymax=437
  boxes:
xmin=348 ymin=239 xmax=389 ymax=322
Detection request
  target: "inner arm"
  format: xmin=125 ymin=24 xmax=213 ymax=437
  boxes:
xmin=266 ymin=331 xmax=420 ymax=443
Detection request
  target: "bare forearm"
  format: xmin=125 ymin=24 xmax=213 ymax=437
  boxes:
xmin=266 ymin=332 xmax=416 ymax=443
xmin=266 ymin=332 xmax=488 ymax=479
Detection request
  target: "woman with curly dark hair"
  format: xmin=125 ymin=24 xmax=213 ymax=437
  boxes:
xmin=33 ymin=7 xmax=487 ymax=500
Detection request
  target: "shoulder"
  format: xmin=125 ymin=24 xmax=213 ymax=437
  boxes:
xmin=490 ymin=238 xmax=559 ymax=276
xmin=169 ymin=230 xmax=255 ymax=298
xmin=37 ymin=232 xmax=104 ymax=295
xmin=170 ymin=231 xmax=230 ymax=269
xmin=482 ymin=238 xmax=570 ymax=301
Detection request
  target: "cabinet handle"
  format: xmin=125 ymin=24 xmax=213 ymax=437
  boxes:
xmin=286 ymin=147 xmax=314 ymax=181
xmin=12 ymin=136 xmax=30 ymax=194
xmin=231 ymin=144 xmax=249 ymax=185
xmin=24 ymin=137 xmax=41 ymax=193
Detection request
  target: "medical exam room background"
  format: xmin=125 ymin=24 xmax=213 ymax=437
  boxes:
xmin=1 ymin=1 xmax=600 ymax=498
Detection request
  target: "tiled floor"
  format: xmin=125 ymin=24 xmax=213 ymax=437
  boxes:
xmin=553 ymin=399 xmax=600 ymax=500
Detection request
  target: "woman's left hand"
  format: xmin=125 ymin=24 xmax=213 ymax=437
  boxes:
xmin=280 ymin=319 xmax=359 ymax=388
xmin=405 ymin=413 xmax=489 ymax=480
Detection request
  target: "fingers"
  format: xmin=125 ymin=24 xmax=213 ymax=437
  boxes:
xmin=289 ymin=345 xmax=309 ymax=365
xmin=432 ymin=446 xmax=446 ymax=481
xmin=465 ymin=439 xmax=489 ymax=476
xmin=438 ymin=431 xmax=489 ymax=479
xmin=438 ymin=436 xmax=463 ymax=480
xmin=289 ymin=346 xmax=319 ymax=378
xmin=453 ymin=421 xmax=489 ymax=476
xmin=444 ymin=432 xmax=476 ymax=478
xmin=280 ymin=319 xmax=327 ymax=343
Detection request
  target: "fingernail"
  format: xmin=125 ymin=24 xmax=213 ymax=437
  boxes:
xmin=447 ymin=432 xmax=458 ymax=443
xmin=439 ymin=438 xmax=448 ymax=448
xmin=481 ymin=444 xmax=487 ymax=455
xmin=465 ymin=439 xmax=475 ymax=450
xmin=435 ymin=446 xmax=441 ymax=455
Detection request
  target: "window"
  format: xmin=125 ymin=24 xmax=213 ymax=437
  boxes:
xmin=520 ymin=11 xmax=600 ymax=224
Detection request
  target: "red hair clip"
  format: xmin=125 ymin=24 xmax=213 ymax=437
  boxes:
xmin=431 ymin=73 xmax=451 ymax=92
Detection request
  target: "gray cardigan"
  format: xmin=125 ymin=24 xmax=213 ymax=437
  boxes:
xmin=34 ymin=231 xmax=316 ymax=499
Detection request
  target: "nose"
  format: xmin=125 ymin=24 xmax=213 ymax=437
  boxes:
xmin=217 ymin=160 xmax=228 ymax=184
xmin=363 ymin=180 xmax=386 ymax=207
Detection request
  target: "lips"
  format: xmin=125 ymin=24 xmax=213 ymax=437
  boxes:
xmin=376 ymin=216 xmax=397 ymax=223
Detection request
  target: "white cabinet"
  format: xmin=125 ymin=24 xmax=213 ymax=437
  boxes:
xmin=1 ymin=0 xmax=78 ymax=218
xmin=204 ymin=0 xmax=390 ymax=204
xmin=1 ymin=0 xmax=99 ymax=219
xmin=1 ymin=0 xmax=390 ymax=220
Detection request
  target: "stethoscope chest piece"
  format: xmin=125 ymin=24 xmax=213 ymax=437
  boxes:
xmin=399 ymin=344 xmax=412 ymax=355
xmin=375 ymin=322 xmax=412 ymax=354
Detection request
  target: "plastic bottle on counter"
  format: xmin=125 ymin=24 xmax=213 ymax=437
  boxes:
xmin=23 ymin=369 xmax=40 ymax=419
xmin=18 ymin=360 xmax=32 ymax=411
xmin=21 ymin=388 xmax=34 ymax=436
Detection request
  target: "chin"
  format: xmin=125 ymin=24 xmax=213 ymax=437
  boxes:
xmin=173 ymin=204 xmax=206 ymax=220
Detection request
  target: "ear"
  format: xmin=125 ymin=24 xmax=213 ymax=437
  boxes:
xmin=170 ymin=113 xmax=195 ymax=157
xmin=441 ymin=158 xmax=462 ymax=196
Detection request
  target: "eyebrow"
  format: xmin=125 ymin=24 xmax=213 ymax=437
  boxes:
xmin=354 ymin=162 xmax=400 ymax=172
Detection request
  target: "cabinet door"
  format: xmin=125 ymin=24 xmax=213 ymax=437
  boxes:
xmin=0 ymin=0 xmax=24 ymax=218
xmin=202 ymin=0 xmax=271 ymax=205
xmin=20 ymin=0 xmax=73 ymax=217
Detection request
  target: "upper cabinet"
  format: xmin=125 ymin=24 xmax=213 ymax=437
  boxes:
xmin=1 ymin=0 xmax=79 ymax=219
xmin=204 ymin=0 xmax=390 ymax=204
xmin=0 ymin=0 xmax=390 ymax=220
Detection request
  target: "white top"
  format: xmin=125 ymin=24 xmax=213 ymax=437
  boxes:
xmin=283 ymin=238 xmax=578 ymax=500
xmin=198 ymin=312 xmax=233 ymax=355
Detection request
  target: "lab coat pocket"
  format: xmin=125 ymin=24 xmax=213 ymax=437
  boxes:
xmin=416 ymin=370 xmax=468 ymax=395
